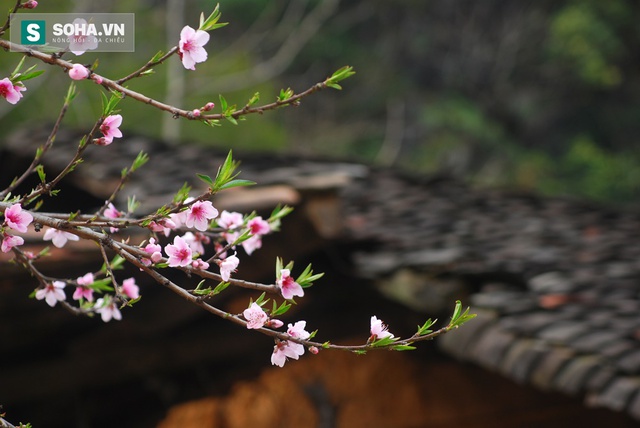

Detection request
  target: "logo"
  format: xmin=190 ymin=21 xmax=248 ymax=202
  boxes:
xmin=20 ymin=20 xmax=45 ymax=45
xmin=11 ymin=14 xmax=135 ymax=53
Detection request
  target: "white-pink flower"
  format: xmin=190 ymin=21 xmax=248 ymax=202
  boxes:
xmin=35 ymin=281 xmax=66 ymax=307
xmin=219 ymin=254 xmax=239 ymax=281
xmin=277 ymin=269 xmax=304 ymax=300
xmin=165 ymin=235 xmax=193 ymax=267
xmin=43 ymin=227 xmax=79 ymax=248
xmin=68 ymin=63 xmax=90 ymax=80
xmin=370 ymin=316 xmax=394 ymax=340
xmin=271 ymin=340 xmax=305 ymax=367
xmin=243 ymin=302 xmax=268 ymax=329
xmin=248 ymin=216 xmax=270 ymax=236
xmin=149 ymin=218 xmax=176 ymax=237
xmin=178 ymin=25 xmax=210 ymax=70
xmin=185 ymin=201 xmax=218 ymax=231
xmin=242 ymin=235 xmax=262 ymax=255
xmin=4 ymin=203 xmax=33 ymax=233
xmin=287 ymin=320 xmax=311 ymax=340
xmin=1 ymin=233 xmax=24 ymax=253
xmin=99 ymin=114 xmax=123 ymax=144
xmin=0 ymin=78 xmax=24 ymax=104
xmin=95 ymin=296 xmax=122 ymax=322
xmin=69 ymin=18 xmax=99 ymax=55
xmin=121 ymin=277 xmax=139 ymax=299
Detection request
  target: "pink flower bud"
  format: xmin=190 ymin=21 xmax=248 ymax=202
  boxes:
xmin=266 ymin=319 xmax=284 ymax=329
xmin=204 ymin=102 xmax=215 ymax=111
xmin=22 ymin=0 xmax=38 ymax=9
xmin=309 ymin=346 xmax=319 ymax=355
xmin=92 ymin=74 xmax=103 ymax=84
xmin=68 ymin=64 xmax=89 ymax=80
xmin=192 ymin=109 xmax=201 ymax=118
xmin=94 ymin=137 xmax=110 ymax=146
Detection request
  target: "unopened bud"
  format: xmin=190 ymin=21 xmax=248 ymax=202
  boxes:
xmin=267 ymin=319 xmax=284 ymax=329
xmin=192 ymin=109 xmax=201 ymax=118
xmin=309 ymin=346 xmax=319 ymax=355
xmin=204 ymin=102 xmax=215 ymax=111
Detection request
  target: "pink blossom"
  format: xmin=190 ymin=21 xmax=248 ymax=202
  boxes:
xmin=4 ymin=203 xmax=33 ymax=233
xmin=43 ymin=227 xmax=79 ymax=248
xmin=242 ymin=235 xmax=262 ymax=255
xmin=142 ymin=237 xmax=163 ymax=264
xmin=1 ymin=233 xmax=24 ymax=253
xmin=370 ymin=316 xmax=394 ymax=340
xmin=218 ymin=210 xmax=244 ymax=244
xmin=120 ymin=277 xmax=139 ymax=299
xmin=99 ymin=114 xmax=123 ymax=144
xmin=0 ymin=78 xmax=24 ymax=104
xmin=185 ymin=200 xmax=218 ymax=231
xmin=287 ymin=320 xmax=311 ymax=340
xmin=95 ymin=296 xmax=122 ymax=322
xmin=73 ymin=273 xmax=94 ymax=302
xmin=271 ymin=340 xmax=305 ymax=367
xmin=149 ymin=218 xmax=176 ymax=237
xmin=178 ymin=25 xmax=210 ymax=70
xmin=104 ymin=202 xmax=122 ymax=232
xmin=248 ymin=216 xmax=270 ymax=236
xmin=192 ymin=109 xmax=201 ymax=117
xmin=243 ymin=302 xmax=268 ymax=329
xmin=191 ymin=258 xmax=209 ymax=270
xmin=218 ymin=210 xmax=244 ymax=229
xmin=77 ymin=272 xmax=94 ymax=286
xmin=219 ymin=254 xmax=239 ymax=281
xmin=277 ymin=269 xmax=304 ymax=300
xmin=104 ymin=202 xmax=121 ymax=219
xmin=35 ymin=281 xmax=66 ymax=307
xmin=182 ymin=231 xmax=205 ymax=255
xmin=165 ymin=235 xmax=193 ymax=267
xmin=68 ymin=64 xmax=89 ymax=80
xmin=69 ymin=18 xmax=99 ymax=55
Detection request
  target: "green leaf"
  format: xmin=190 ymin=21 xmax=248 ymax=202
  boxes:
xmin=352 ymin=349 xmax=367 ymax=355
xmin=271 ymin=300 xmax=292 ymax=316
xmin=131 ymin=151 xmax=149 ymax=172
xmin=275 ymin=257 xmax=283 ymax=278
xmin=13 ymin=69 xmax=44 ymax=82
xmin=150 ymin=50 xmax=165 ymax=63
xmin=35 ymin=165 xmax=46 ymax=183
xmin=254 ymin=292 xmax=268 ymax=307
xmin=173 ymin=182 xmax=192 ymax=204
xmin=370 ymin=335 xmax=400 ymax=347
xmin=211 ymin=281 xmax=230 ymax=295
xmin=392 ymin=344 xmax=417 ymax=351
xmin=199 ymin=3 xmax=228 ymax=31
xmin=417 ymin=318 xmax=437 ymax=336
xmin=197 ymin=173 xmax=215 ymax=188
xmin=217 ymin=179 xmax=256 ymax=191
xmin=10 ymin=56 xmax=26 ymax=78
xmin=219 ymin=94 xmax=228 ymax=111
xmin=224 ymin=114 xmax=238 ymax=125
xmin=89 ymin=278 xmax=114 ymax=292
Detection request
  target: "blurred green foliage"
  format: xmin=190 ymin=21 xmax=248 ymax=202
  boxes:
xmin=2 ymin=0 xmax=640 ymax=204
